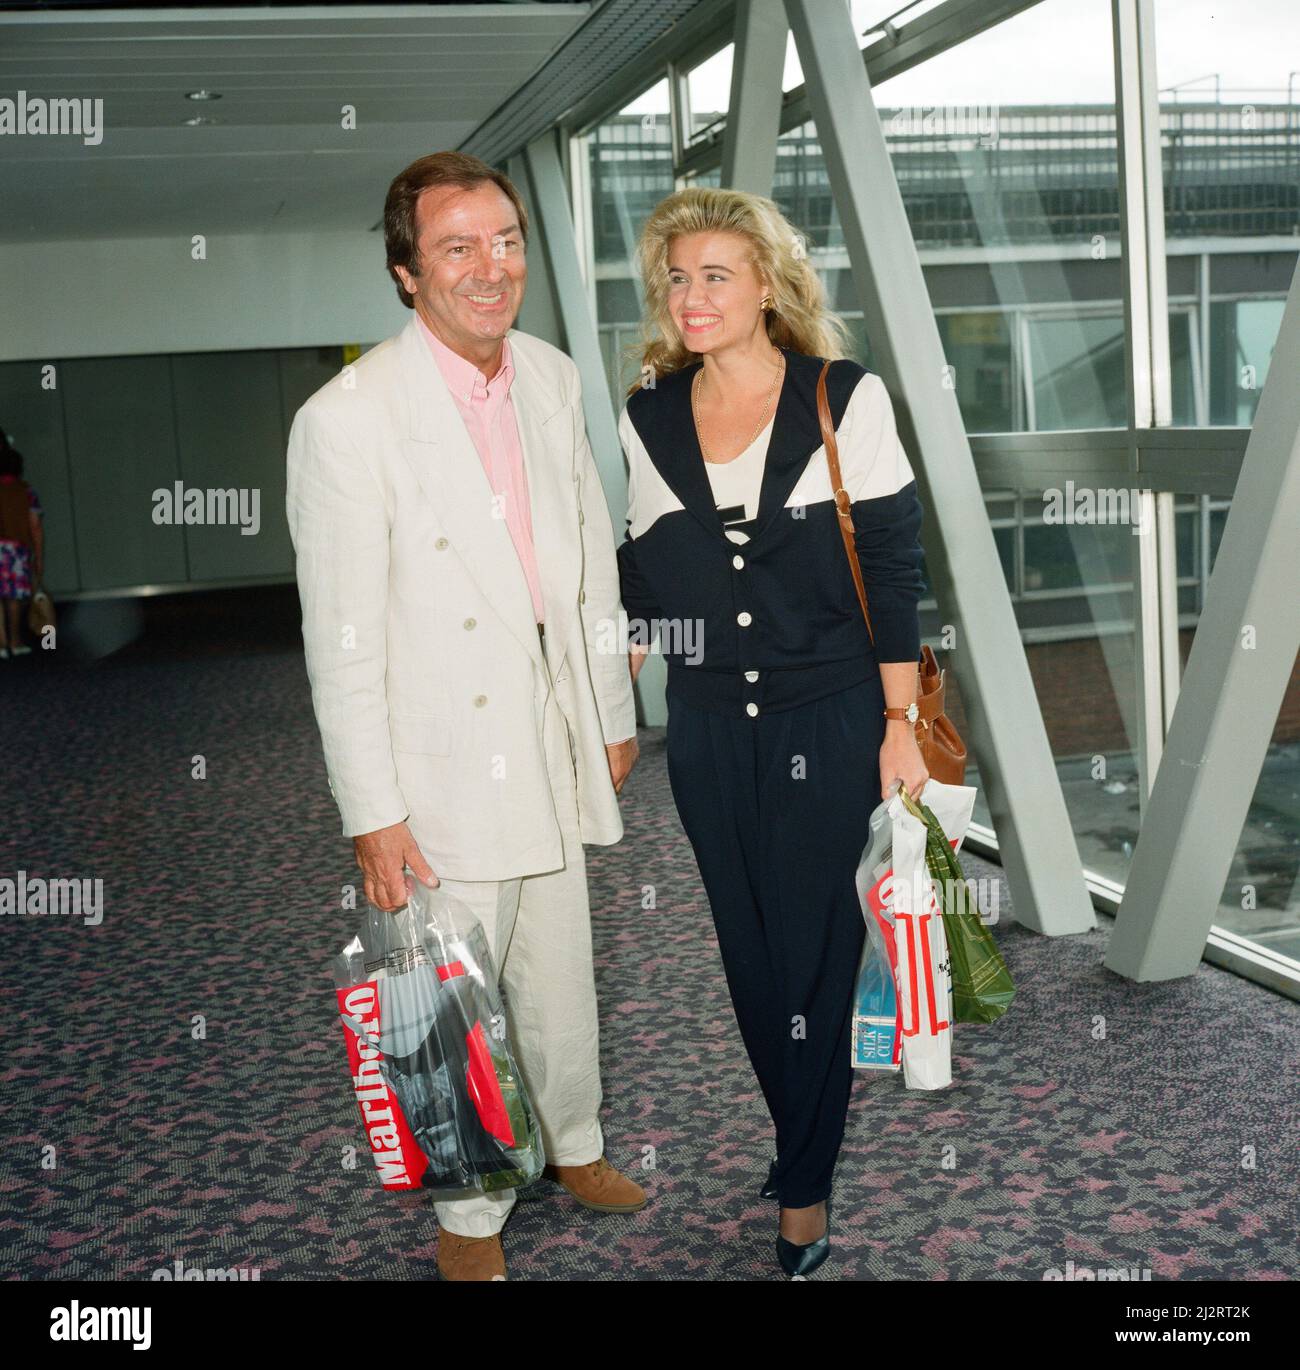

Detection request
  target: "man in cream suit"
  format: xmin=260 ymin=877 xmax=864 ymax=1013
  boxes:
xmin=286 ymin=151 xmax=646 ymax=1281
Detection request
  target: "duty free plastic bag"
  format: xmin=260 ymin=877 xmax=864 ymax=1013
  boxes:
xmin=853 ymin=781 xmax=977 ymax=1090
xmin=333 ymin=881 xmax=545 ymax=1195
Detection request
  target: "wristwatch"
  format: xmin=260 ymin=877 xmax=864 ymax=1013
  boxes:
xmin=884 ymin=703 xmax=919 ymax=724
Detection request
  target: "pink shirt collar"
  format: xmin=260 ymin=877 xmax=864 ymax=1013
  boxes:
xmin=416 ymin=313 xmax=514 ymax=404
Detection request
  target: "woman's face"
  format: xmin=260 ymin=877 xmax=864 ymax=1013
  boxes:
xmin=665 ymin=231 xmax=769 ymax=354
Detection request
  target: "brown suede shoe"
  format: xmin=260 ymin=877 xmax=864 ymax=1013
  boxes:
xmin=435 ymin=1226 xmax=507 ymax=1281
xmin=542 ymin=1155 xmax=648 ymax=1213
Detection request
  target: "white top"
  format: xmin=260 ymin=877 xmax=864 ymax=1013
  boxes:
xmin=620 ymin=371 xmax=918 ymax=544
xmin=702 ymin=416 xmax=774 ymax=544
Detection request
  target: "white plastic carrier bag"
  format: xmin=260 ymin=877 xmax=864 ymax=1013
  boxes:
xmin=853 ymin=780 xmax=977 ymax=1090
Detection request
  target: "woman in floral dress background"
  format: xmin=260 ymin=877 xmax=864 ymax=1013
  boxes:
xmin=0 ymin=431 xmax=45 ymax=659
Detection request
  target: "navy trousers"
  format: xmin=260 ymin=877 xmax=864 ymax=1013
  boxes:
xmin=665 ymin=674 xmax=885 ymax=1208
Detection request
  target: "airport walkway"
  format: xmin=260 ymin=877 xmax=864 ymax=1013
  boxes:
xmin=1 ymin=590 xmax=1295 ymax=1281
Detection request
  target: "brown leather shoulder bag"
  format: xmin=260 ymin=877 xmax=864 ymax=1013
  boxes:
xmin=816 ymin=360 xmax=968 ymax=786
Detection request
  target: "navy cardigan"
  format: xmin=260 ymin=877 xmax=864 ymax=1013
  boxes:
xmin=616 ymin=347 xmax=926 ymax=718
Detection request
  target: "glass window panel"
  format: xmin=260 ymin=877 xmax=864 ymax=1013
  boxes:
xmin=1215 ymin=653 xmax=1300 ymax=962
xmin=1022 ymin=492 xmax=1136 ymax=593
xmin=772 ymin=120 xmax=837 ymax=248
xmin=882 ymin=0 xmax=1121 ymax=432
xmin=1168 ymin=307 xmax=1198 ymax=425
xmin=771 ymin=122 xmax=869 ymax=365
xmin=766 ymin=1 xmax=1140 ymax=886
xmin=937 ymin=312 xmax=1015 ymax=433
xmin=989 ymin=496 xmax=1140 ymax=884
xmin=932 ymin=490 xmax=1141 ymax=885
xmin=993 ymin=523 xmax=1016 ymax=585
xmin=1026 ymin=314 xmax=1127 ymax=429
xmin=1171 ymin=312 xmax=1297 ymax=966
xmin=1208 ymin=298 xmax=1285 ymax=425
xmin=587 ymin=80 xmax=674 ymax=397
xmin=776 ymin=0 xmax=1123 ymax=433
xmin=782 ymin=0 xmax=948 ymax=90
xmin=684 ymin=44 xmax=731 ymax=147
xmin=1174 ymin=505 xmax=1196 ymax=581
xmin=1207 ymin=503 xmax=1228 ymax=570
xmin=1156 ymin=0 xmax=1300 ymax=429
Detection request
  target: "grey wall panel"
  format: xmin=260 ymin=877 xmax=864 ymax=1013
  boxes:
xmin=278 ymin=345 xmax=346 ymax=596
xmin=509 ymin=152 xmax=564 ymax=349
xmin=171 ymin=351 xmax=293 ymax=581
xmin=278 ymin=346 xmax=345 ymax=435
xmin=0 ymin=361 xmax=79 ymax=595
xmin=62 ymin=356 xmax=187 ymax=591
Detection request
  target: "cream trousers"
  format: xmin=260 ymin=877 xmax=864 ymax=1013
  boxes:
xmin=431 ymin=674 xmax=605 ymax=1237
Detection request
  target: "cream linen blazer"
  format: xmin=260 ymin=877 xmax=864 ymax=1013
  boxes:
xmin=286 ymin=315 xmax=635 ymax=881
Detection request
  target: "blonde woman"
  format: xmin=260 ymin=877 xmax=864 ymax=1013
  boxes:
xmin=615 ymin=187 xmax=929 ymax=1277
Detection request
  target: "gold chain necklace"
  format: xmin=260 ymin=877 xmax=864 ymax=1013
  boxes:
xmin=693 ymin=349 xmax=785 ymax=463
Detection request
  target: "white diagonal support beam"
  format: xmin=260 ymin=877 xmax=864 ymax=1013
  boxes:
xmin=784 ymin=0 xmax=1094 ymax=934
xmin=720 ymin=0 xmax=788 ymax=194
xmin=523 ymin=130 xmax=669 ymax=725
xmin=508 ymin=150 xmax=564 ymax=349
xmin=1106 ymin=262 xmax=1300 ymax=980
xmin=524 ymin=131 xmax=627 ymax=521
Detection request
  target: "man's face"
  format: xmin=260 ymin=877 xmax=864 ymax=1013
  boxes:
xmin=395 ymin=181 xmax=527 ymax=355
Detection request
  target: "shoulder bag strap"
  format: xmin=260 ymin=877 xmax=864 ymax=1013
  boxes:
xmin=817 ymin=359 xmax=874 ymax=646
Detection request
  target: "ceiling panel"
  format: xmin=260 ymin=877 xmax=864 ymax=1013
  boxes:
xmin=0 ymin=2 xmax=591 ymax=241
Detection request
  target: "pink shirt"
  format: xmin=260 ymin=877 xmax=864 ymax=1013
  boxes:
xmin=418 ymin=316 xmax=545 ymax=625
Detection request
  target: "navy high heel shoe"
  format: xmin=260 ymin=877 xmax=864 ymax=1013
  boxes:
xmin=775 ymin=1198 xmax=831 ymax=1278
xmin=759 ymin=1155 xmax=779 ymax=1200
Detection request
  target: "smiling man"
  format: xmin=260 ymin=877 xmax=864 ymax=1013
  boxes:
xmin=285 ymin=152 xmax=645 ymax=1281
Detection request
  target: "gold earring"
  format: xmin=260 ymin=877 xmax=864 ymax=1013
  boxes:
xmin=760 ymin=295 xmax=773 ymax=311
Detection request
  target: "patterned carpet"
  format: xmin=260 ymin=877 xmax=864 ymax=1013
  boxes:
xmin=1 ymin=591 xmax=1296 ymax=1282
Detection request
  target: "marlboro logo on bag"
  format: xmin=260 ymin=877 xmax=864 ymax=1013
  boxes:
xmin=332 ymin=886 xmax=546 ymax=1198
xmin=337 ymin=982 xmax=429 ymax=1190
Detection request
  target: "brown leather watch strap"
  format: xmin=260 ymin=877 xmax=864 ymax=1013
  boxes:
xmin=914 ymin=683 xmax=944 ymax=725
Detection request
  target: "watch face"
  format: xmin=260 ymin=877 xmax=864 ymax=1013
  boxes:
xmin=906 ymin=703 xmax=919 ymax=723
